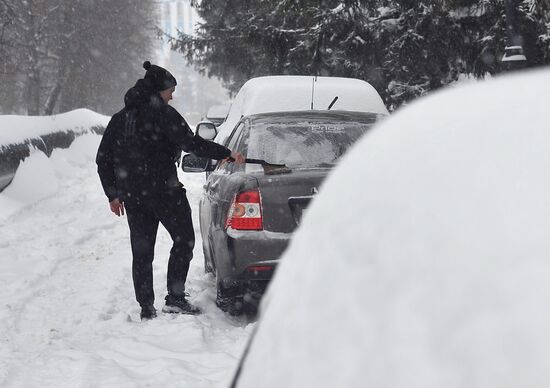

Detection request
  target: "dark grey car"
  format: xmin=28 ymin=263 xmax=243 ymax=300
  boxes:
xmin=183 ymin=110 xmax=382 ymax=313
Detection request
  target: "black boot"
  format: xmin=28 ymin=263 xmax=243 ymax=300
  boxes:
xmin=162 ymin=294 xmax=201 ymax=315
xmin=140 ymin=305 xmax=157 ymax=321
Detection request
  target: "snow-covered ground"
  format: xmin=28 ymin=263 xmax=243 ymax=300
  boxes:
xmin=0 ymin=134 xmax=252 ymax=387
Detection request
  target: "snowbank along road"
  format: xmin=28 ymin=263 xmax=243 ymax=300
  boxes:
xmin=0 ymin=134 xmax=253 ymax=387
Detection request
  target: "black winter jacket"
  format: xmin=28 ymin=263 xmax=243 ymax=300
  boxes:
xmin=96 ymin=79 xmax=230 ymax=202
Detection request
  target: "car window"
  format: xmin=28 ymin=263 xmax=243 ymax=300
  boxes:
xmin=247 ymin=114 xmax=378 ymax=167
xmin=233 ymin=120 xmax=250 ymax=156
xmin=216 ymin=121 xmax=246 ymax=173
xmin=226 ymin=122 xmax=245 ymax=149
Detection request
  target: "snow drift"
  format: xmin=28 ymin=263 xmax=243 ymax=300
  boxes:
xmin=0 ymin=134 xmax=100 ymax=220
xmin=0 ymin=108 xmax=109 ymax=147
xmin=0 ymin=108 xmax=110 ymax=192
xmin=235 ymin=68 xmax=550 ymax=387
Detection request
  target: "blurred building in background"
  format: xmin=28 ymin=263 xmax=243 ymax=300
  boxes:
xmin=157 ymin=0 xmax=229 ymax=126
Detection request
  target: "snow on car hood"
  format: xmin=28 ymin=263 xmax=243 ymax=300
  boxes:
xmin=235 ymin=68 xmax=550 ymax=388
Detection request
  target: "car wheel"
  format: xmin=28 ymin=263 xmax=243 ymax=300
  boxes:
xmin=242 ymin=280 xmax=267 ymax=312
xmin=215 ymin=274 xmax=243 ymax=316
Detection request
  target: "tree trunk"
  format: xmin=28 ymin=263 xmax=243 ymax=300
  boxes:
xmin=44 ymin=79 xmax=63 ymax=115
xmin=26 ymin=68 xmax=40 ymax=115
xmin=44 ymin=46 xmax=69 ymax=115
xmin=25 ymin=2 xmax=40 ymax=116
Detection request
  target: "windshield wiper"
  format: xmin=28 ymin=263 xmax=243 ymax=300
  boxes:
xmin=327 ymin=96 xmax=338 ymax=110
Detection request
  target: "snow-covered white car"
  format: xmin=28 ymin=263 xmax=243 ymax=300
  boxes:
xmin=204 ymin=103 xmax=231 ymax=127
xmin=230 ymin=69 xmax=550 ymax=387
xmin=214 ymin=75 xmax=388 ymax=144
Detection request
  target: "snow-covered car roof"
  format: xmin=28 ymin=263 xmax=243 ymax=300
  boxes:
xmin=233 ymin=68 xmax=550 ymax=387
xmin=215 ymin=75 xmax=388 ymax=144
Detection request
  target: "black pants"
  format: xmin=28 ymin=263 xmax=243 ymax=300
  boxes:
xmin=125 ymin=188 xmax=194 ymax=307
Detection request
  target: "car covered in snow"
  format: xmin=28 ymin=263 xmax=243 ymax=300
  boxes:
xmin=230 ymin=69 xmax=550 ymax=387
xmin=213 ymin=75 xmax=388 ymax=145
xmin=204 ymin=103 xmax=231 ymax=127
xmin=183 ymin=75 xmax=388 ymax=313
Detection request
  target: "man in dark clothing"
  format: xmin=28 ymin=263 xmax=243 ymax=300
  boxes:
xmin=96 ymin=61 xmax=243 ymax=320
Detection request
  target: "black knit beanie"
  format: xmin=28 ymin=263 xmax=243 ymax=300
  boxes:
xmin=143 ymin=61 xmax=177 ymax=92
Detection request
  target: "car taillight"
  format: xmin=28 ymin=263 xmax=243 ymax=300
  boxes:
xmin=225 ymin=189 xmax=263 ymax=230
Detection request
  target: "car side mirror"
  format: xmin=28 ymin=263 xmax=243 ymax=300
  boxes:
xmin=182 ymin=153 xmax=211 ymax=173
xmin=195 ymin=121 xmax=218 ymax=141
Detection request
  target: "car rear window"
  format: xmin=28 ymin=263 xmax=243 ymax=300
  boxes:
xmin=246 ymin=115 xmax=379 ymax=168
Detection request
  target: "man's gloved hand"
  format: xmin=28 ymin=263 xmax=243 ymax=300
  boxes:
xmin=110 ymin=198 xmax=125 ymax=217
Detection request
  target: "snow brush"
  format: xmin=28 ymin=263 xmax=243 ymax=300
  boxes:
xmin=229 ymin=157 xmax=291 ymax=174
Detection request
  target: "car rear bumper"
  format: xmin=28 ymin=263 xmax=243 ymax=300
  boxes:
xmin=215 ymin=227 xmax=292 ymax=283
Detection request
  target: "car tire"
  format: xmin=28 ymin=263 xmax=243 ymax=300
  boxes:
xmin=215 ymin=274 xmax=243 ymax=316
xmin=242 ymin=281 xmax=266 ymax=312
